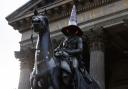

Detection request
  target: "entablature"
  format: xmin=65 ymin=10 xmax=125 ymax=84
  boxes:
xmin=6 ymin=0 xmax=117 ymax=32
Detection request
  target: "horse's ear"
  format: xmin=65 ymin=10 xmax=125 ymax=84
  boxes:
xmin=34 ymin=9 xmax=39 ymax=16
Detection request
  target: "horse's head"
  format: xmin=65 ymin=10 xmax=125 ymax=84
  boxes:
xmin=32 ymin=10 xmax=49 ymax=33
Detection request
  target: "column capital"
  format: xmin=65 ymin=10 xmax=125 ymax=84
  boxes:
xmin=89 ymin=26 xmax=104 ymax=42
xmin=15 ymin=47 xmax=35 ymax=60
xmin=15 ymin=47 xmax=35 ymax=70
xmin=88 ymin=26 xmax=104 ymax=51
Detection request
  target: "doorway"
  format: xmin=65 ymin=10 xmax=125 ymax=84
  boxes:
xmin=105 ymin=23 xmax=128 ymax=89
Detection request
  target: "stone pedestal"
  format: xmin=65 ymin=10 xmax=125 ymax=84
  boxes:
xmin=89 ymin=27 xmax=105 ymax=89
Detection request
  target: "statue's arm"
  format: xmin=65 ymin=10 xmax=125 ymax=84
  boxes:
xmin=54 ymin=38 xmax=66 ymax=52
xmin=65 ymin=37 xmax=83 ymax=54
xmin=54 ymin=44 xmax=63 ymax=53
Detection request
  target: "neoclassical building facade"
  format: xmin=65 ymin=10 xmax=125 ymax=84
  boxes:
xmin=6 ymin=0 xmax=128 ymax=89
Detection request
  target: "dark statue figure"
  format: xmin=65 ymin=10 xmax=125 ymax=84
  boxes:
xmin=30 ymin=8 xmax=100 ymax=89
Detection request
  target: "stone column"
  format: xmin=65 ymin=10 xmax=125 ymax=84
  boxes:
xmin=15 ymin=48 xmax=34 ymax=89
xmin=89 ymin=27 xmax=105 ymax=89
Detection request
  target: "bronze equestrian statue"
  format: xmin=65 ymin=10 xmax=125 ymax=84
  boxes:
xmin=30 ymin=5 xmax=100 ymax=89
xmin=30 ymin=9 xmax=60 ymax=89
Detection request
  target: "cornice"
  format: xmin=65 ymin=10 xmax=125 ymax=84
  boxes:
xmin=7 ymin=0 xmax=117 ymax=23
xmin=6 ymin=0 xmax=118 ymax=32
xmin=6 ymin=0 xmax=63 ymax=22
xmin=6 ymin=0 xmax=36 ymax=21
xmin=7 ymin=0 xmax=71 ymax=24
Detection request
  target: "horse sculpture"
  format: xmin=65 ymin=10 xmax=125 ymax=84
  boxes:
xmin=30 ymin=10 xmax=101 ymax=89
xmin=30 ymin=10 xmax=60 ymax=89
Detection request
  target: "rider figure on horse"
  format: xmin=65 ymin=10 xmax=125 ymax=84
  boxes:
xmin=55 ymin=5 xmax=83 ymax=65
xmin=54 ymin=5 xmax=92 ymax=89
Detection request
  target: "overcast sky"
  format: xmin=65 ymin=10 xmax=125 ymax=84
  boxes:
xmin=0 ymin=0 xmax=29 ymax=89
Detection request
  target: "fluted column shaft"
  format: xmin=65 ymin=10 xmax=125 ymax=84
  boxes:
xmin=16 ymin=48 xmax=34 ymax=89
xmin=18 ymin=59 xmax=33 ymax=89
xmin=89 ymin=27 xmax=105 ymax=89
